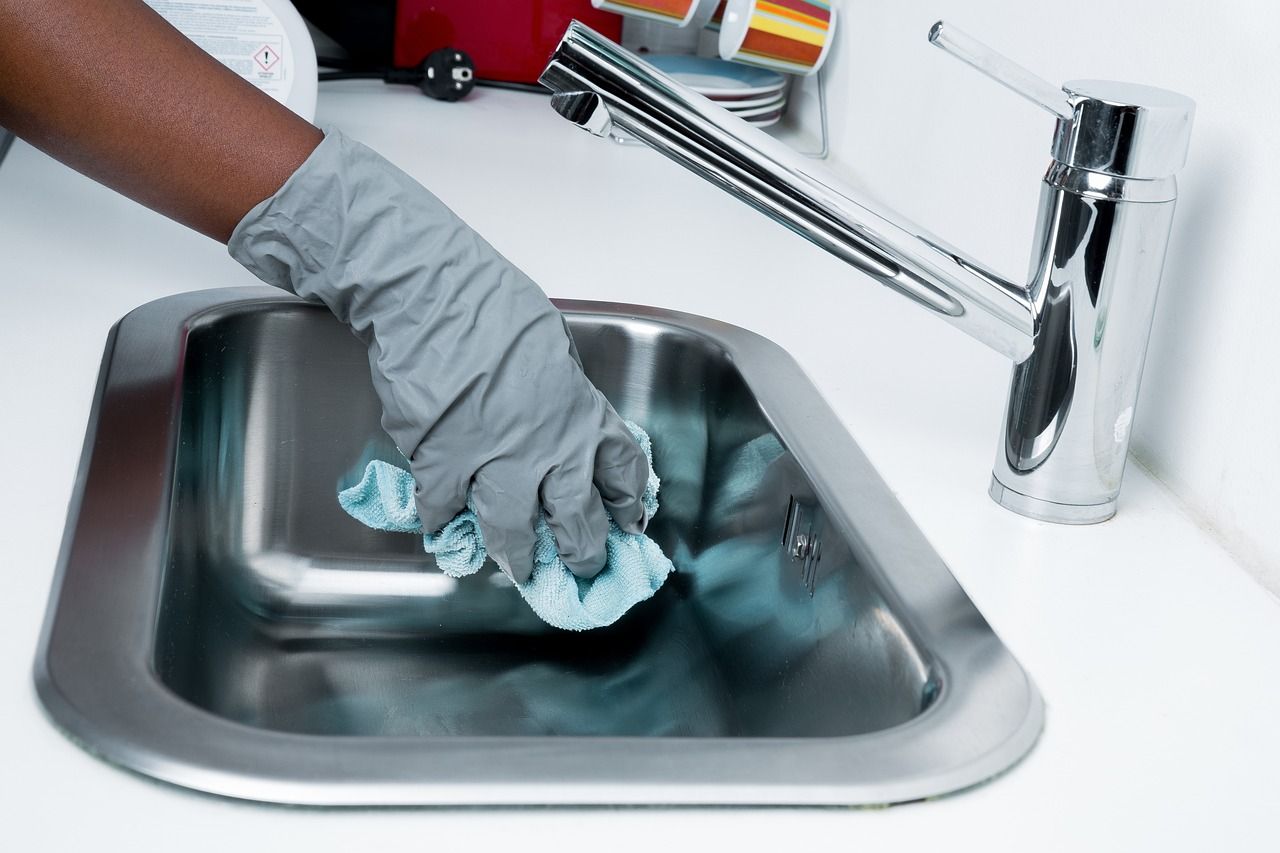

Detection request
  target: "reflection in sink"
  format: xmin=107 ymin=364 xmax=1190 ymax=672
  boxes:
xmin=37 ymin=289 xmax=1041 ymax=804
xmin=160 ymin=304 xmax=925 ymax=738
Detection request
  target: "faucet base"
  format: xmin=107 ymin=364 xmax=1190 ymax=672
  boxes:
xmin=988 ymin=477 xmax=1116 ymax=525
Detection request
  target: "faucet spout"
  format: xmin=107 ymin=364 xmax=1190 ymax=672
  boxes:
xmin=541 ymin=21 xmax=1193 ymax=525
xmin=549 ymin=90 xmax=614 ymax=138
xmin=539 ymin=21 xmax=1037 ymax=361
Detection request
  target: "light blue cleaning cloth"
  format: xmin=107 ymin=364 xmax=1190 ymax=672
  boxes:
xmin=338 ymin=422 xmax=674 ymax=631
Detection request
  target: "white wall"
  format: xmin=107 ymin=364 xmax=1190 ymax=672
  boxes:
xmin=819 ymin=1 xmax=1280 ymax=592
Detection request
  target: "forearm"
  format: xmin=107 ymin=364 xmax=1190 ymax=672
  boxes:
xmin=0 ymin=0 xmax=321 ymax=242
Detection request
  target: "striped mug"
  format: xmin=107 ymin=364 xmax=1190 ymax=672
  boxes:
xmin=591 ymin=0 xmax=704 ymax=28
xmin=718 ymin=0 xmax=837 ymax=75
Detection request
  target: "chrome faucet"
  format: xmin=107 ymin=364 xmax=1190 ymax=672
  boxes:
xmin=540 ymin=20 xmax=1194 ymax=524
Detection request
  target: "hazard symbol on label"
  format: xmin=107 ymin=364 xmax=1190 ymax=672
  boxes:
xmin=254 ymin=44 xmax=280 ymax=72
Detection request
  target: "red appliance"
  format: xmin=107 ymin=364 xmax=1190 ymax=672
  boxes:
xmin=394 ymin=2 xmax=623 ymax=84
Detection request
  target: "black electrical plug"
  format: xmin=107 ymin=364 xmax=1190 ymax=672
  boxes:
xmin=321 ymin=47 xmax=476 ymax=101
xmin=383 ymin=48 xmax=476 ymax=101
xmin=421 ymin=47 xmax=476 ymax=101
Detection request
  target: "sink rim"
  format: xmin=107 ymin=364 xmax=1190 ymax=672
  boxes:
xmin=34 ymin=287 xmax=1043 ymax=806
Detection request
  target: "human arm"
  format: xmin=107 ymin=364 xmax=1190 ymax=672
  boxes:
xmin=0 ymin=1 xmax=650 ymax=580
xmin=0 ymin=0 xmax=321 ymax=241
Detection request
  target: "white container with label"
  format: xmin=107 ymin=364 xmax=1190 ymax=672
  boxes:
xmin=144 ymin=0 xmax=318 ymax=121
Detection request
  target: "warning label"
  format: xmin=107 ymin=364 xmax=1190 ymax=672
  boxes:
xmin=145 ymin=1 xmax=292 ymax=105
xmin=254 ymin=44 xmax=280 ymax=72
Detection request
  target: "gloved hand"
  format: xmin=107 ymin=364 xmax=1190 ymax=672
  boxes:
xmin=228 ymin=130 xmax=650 ymax=582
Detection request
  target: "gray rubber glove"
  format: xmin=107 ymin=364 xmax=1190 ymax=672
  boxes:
xmin=228 ymin=130 xmax=650 ymax=582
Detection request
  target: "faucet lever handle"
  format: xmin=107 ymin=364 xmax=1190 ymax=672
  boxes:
xmin=928 ymin=21 xmax=1072 ymax=120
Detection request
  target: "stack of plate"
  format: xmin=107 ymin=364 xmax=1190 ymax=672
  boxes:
xmin=646 ymin=54 xmax=788 ymax=128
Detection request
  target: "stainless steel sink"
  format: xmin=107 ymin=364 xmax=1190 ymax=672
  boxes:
xmin=36 ymin=288 xmax=1042 ymax=805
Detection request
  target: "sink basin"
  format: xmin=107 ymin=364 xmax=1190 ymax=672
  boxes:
xmin=36 ymin=288 xmax=1042 ymax=805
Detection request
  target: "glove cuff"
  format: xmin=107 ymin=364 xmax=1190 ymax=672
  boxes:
xmin=227 ymin=128 xmax=438 ymax=328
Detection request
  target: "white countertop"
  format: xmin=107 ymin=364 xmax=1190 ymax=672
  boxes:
xmin=1 ymin=84 xmax=1277 ymax=851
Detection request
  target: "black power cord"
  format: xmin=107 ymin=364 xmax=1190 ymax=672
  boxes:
xmin=318 ymin=47 xmax=477 ymax=101
xmin=318 ymin=50 xmax=550 ymax=99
